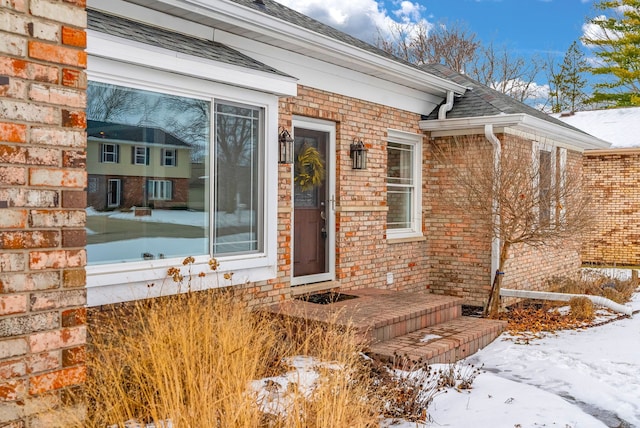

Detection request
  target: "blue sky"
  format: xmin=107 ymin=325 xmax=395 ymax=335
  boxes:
xmin=276 ymin=0 xmax=598 ymax=62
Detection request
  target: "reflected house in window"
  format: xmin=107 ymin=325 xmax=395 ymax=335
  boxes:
xmin=86 ymin=120 xmax=193 ymax=211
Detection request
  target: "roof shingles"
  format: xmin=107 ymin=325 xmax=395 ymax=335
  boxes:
xmin=88 ymin=8 xmax=291 ymax=78
xmin=422 ymin=63 xmax=590 ymax=136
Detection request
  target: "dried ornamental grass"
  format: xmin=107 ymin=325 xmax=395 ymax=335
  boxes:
xmin=569 ymin=296 xmax=595 ymax=321
xmin=71 ymin=270 xmax=384 ymax=428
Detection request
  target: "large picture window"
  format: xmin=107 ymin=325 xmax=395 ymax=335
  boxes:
xmin=386 ymin=130 xmax=422 ymax=239
xmin=86 ymin=81 xmax=265 ymax=265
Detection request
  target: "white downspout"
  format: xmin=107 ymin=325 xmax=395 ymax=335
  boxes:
xmin=485 ymin=124 xmax=501 ymax=287
xmin=499 ymin=288 xmax=633 ymax=316
xmin=438 ymin=91 xmax=455 ymax=119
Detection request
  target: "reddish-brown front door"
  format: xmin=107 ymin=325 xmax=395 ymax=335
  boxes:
xmin=293 ymin=127 xmax=328 ymax=278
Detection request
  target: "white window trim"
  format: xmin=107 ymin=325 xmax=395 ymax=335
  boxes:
xmin=86 ymin=57 xmax=279 ymax=307
xmin=162 ymin=148 xmax=176 ymax=166
xmin=133 ymin=146 xmax=148 ymax=165
xmin=148 ymin=179 xmax=172 ymax=201
xmin=101 ymin=143 xmax=118 ymax=163
xmin=386 ymin=129 xmax=423 ymax=240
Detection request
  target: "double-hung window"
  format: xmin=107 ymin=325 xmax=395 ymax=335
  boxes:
xmin=162 ymin=149 xmax=177 ymax=166
xmin=386 ymin=130 xmax=423 ymax=239
xmin=133 ymin=146 xmax=149 ymax=165
xmin=100 ymin=143 xmax=119 ymax=163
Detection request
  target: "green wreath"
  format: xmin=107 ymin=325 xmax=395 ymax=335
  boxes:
xmin=294 ymin=144 xmax=325 ymax=191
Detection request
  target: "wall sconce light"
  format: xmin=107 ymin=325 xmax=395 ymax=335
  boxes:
xmin=350 ymin=138 xmax=368 ymax=170
xmin=278 ymin=127 xmax=294 ymax=164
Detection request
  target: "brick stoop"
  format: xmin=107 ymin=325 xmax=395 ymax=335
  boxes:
xmin=367 ymin=316 xmax=506 ymax=366
xmin=269 ymin=288 xmax=507 ymax=365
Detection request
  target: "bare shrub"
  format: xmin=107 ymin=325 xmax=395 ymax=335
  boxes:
xmin=367 ymin=357 xmax=483 ymax=423
xmin=569 ymin=296 xmax=595 ymax=321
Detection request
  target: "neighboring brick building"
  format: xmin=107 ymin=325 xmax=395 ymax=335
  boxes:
xmin=554 ymin=108 xmax=640 ymax=267
xmin=1 ymin=0 xmax=611 ymax=424
xmin=583 ymin=148 xmax=640 ymax=266
xmin=0 ymin=0 xmax=87 ymax=425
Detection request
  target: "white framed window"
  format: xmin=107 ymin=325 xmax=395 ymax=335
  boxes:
xmin=162 ymin=148 xmax=177 ymax=166
xmin=147 ymin=179 xmax=172 ymax=200
xmin=133 ymin=146 xmax=149 ymax=165
xmin=85 ymin=57 xmax=280 ymax=306
xmin=100 ymin=143 xmax=119 ymax=163
xmin=386 ymin=129 xmax=423 ymax=239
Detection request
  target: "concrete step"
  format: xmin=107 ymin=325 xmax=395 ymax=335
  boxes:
xmin=367 ymin=316 xmax=507 ymax=366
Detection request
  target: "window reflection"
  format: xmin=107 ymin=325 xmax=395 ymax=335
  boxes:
xmin=86 ymin=82 xmax=210 ymax=264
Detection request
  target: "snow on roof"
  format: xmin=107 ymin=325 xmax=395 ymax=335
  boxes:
xmin=552 ymin=107 xmax=640 ymax=148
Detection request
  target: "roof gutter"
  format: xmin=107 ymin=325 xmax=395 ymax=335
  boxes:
xmin=419 ymin=114 xmax=611 ymax=151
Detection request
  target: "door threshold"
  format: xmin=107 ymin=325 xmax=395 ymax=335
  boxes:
xmin=291 ymin=280 xmax=339 ymax=297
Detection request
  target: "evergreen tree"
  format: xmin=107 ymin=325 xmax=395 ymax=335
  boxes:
xmin=582 ymin=0 xmax=640 ymax=107
xmin=549 ymin=42 xmax=587 ymax=113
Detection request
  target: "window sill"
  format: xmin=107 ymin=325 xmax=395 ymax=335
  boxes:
xmin=386 ymin=235 xmax=426 ymax=244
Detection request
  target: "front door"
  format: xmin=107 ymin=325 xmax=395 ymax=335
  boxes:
xmin=292 ymin=119 xmax=335 ymax=285
xmin=107 ymin=178 xmax=121 ymax=208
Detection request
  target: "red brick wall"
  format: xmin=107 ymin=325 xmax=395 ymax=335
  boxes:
xmin=426 ymin=135 xmax=493 ymax=306
xmin=426 ymin=133 xmax=582 ymax=307
xmin=0 ymin=0 xmax=87 ymax=425
xmin=583 ymin=149 xmax=640 ymax=266
xmin=240 ymin=85 xmax=431 ymax=305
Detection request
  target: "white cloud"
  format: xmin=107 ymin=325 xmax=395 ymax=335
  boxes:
xmin=274 ymin=0 xmax=429 ymax=42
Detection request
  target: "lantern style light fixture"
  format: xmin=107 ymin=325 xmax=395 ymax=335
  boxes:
xmin=278 ymin=127 xmax=294 ymax=164
xmin=350 ymin=138 xmax=368 ymax=170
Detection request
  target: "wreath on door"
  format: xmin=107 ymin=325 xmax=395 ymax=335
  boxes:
xmin=294 ymin=144 xmax=325 ymax=191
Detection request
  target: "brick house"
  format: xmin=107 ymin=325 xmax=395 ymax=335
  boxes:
xmin=0 ymin=0 xmax=610 ymax=424
xmin=554 ymin=107 xmax=640 ymax=267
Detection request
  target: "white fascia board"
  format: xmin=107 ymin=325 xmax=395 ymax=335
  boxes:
xmin=125 ymin=0 xmax=467 ymax=97
xmin=215 ymin=30 xmax=442 ymax=115
xmin=86 ymin=29 xmax=298 ymax=97
xmin=419 ymin=114 xmax=611 ymax=151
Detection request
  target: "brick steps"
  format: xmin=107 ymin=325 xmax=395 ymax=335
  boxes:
xmin=367 ymin=316 xmax=506 ymax=366
xmin=269 ymin=288 xmax=506 ymax=366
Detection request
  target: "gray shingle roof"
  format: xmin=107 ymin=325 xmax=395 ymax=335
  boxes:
xmin=421 ymin=63 xmax=590 ymax=135
xmin=87 ymin=8 xmax=292 ymax=78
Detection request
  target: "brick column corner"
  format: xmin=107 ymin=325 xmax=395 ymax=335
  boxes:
xmin=0 ymin=0 xmax=88 ymax=425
